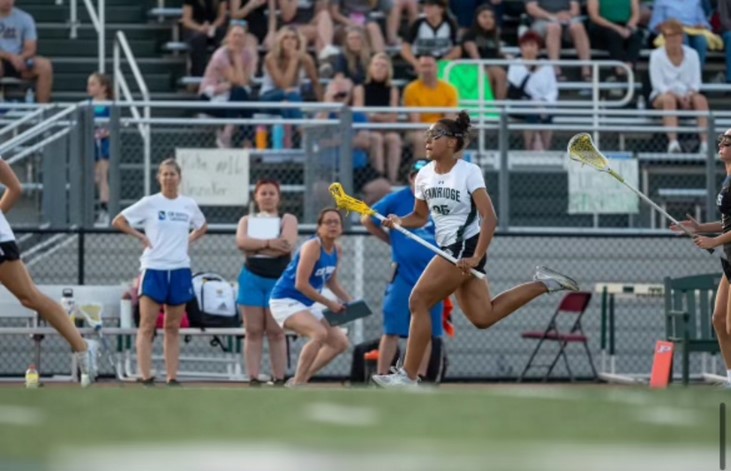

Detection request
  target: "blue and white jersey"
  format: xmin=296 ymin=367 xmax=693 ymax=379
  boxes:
xmin=270 ymin=237 xmax=339 ymax=306
xmin=372 ymin=187 xmax=437 ymax=286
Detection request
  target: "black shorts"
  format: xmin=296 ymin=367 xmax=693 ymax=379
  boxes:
xmin=722 ymin=258 xmax=731 ymax=280
xmin=440 ymin=233 xmax=486 ymax=274
xmin=0 ymin=240 xmax=21 ymax=264
xmin=0 ymin=59 xmax=20 ymax=78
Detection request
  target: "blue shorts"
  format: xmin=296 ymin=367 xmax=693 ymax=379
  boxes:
xmin=139 ymin=268 xmax=195 ymax=306
xmin=237 ymin=266 xmax=277 ymax=308
xmin=95 ymin=137 xmax=110 ymax=161
xmin=383 ymin=276 xmax=443 ymax=338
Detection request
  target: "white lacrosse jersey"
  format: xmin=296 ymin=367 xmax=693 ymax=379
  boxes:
xmin=414 ymin=159 xmax=486 ymax=247
xmin=0 ymin=157 xmax=16 ymax=242
xmin=121 ymin=193 xmax=206 ymax=270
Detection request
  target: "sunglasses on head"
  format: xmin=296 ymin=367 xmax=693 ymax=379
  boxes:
xmin=229 ymin=19 xmax=247 ymax=28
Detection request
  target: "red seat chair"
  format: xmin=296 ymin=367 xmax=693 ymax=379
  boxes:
xmin=518 ymin=291 xmax=597 ymax=382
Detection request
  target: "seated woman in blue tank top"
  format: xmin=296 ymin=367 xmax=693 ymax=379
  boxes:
xmin=269 ymin=208 xmax=353 ymax=386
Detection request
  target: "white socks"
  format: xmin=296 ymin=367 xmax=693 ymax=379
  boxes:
xmin=726 ymin=369 xmax=731 ymax=383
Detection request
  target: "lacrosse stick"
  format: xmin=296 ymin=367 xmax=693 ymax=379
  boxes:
xmin=567 ymin=132 xmax=723 ymax=259
xmin=76 ymin=303 xmax=116 ymax=370
xmin=329 ymin=183 xmax=486 ymax=279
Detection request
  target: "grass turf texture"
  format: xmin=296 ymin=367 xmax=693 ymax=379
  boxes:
xmin=0 ymin=384 xmax=724 ymax=470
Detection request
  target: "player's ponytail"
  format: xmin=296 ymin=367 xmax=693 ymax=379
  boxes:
xmin=437 ymin=110 xmax=472 ymax=153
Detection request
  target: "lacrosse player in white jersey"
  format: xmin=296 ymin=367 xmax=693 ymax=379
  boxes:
xmin=373 ymin=110 xmax=580 ymax=388
xmin=0 ymin=157 xmax=94 ymax=386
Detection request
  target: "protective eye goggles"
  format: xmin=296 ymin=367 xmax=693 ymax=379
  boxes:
xmin=424 ymin=129 xmax=462 ymax=142
xmin=717 ymin=134 xmax=731 ymax=148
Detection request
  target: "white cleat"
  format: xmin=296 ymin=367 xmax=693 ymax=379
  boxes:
xmin=371 ymin=368 xmax=420 ymax=389
xmin=533 ymin=266 xmax=580 ymax=292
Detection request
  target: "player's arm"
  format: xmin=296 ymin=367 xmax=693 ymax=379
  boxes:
xmin=395 ymin=199 xmax=430 ymax=229
xmin=471 ymin=188 xmax=497 ymax=260
xmin=0 ymin=159 xmax=22 ymax=214
xmin=326 ymin=246 xmax=353 ymax=303
xmin=188 ymin=222 xmax=208 ymax=243
xmin=111 ymin=213 xmax=148 ymax=245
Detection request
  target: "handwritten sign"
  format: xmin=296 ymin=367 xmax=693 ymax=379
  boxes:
xmin=568 ymin=152 xmax=639 ymax=214
xmin=176 ymin=148 xmax=249 ymax=206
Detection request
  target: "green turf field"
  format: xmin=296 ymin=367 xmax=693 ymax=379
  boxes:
xmin=0 ymin=384 xmax=724 ymax=471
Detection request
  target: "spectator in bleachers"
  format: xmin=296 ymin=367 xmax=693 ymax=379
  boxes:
xmin=587 ymin=0 xmax=643 ymax=85
xmin=401 ymin=0 xmax=461 ymax=71
xmin=236 ymin=179 xmax=297 ymax=386
xmin=649 ymin=0 xmax=711 ymax=69
xmin=353 ymin=52 xmax=403 ymax=184
xmin=229 ymin=0 xmax=276 ymax=51
xmin=525 ymin=0 xmax=592 ymax=82
xmin=649 ymin=19 xmax=709 ymax=153
xmin=330 ymin=0 xmax=386 ymax=53
xmin=0 ymin=0 xmax=52 ymax=102
xmin=507 ymin=31 xmax=557 ymax=151
xmin=86 ymin=72 xmax=112 ymax=226
xmin=319 ymin=77 xmax=391 ymax=203
xmin=199 ymin=21 xmax=256 ymax=148
xmin=450 ymin=0 xmax=503 ymax=34
xmin=332 ymin=26 xmax=372 ymax=84
xmin=261 ymin=26 xmax=323 ymax=121
xmin=461 ymin=4 xmax=508 ymax=100
xmin=182 ymin=0 xmax=228 ymax=77
xmin=403 ymin=54 xmax=459 ymax=159
xmin=112 ymin=159 xmax=208 ymax=386
xmin=278 ymin=0 xmax=339 ymax=61
xmin=719 ymin=0 xmax=731 ymax=83
xmin=269 ymin=208 xmax=353 ymax=386
xmin=386 ymin=0 xmax=420 ymax=46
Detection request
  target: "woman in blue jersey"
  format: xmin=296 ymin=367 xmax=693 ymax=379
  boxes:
xmin=362 ymin=159 xmax=444 ymax=378
xmin=235 ymin=179 xmax=297 ymax=386
xmin=112 ymin=158 xmax=208 ymax=386
xmin=374 ymin=111 xmax=579 ymax=388
xmin=269 ymin=208 xmax=352 ymax=386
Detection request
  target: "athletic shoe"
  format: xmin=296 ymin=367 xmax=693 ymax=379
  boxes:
xmin=533 ymin=266 xmax=580 ymax=292
xmin=371 ymin=368 xmax=420 ymax=389
xmin=94 ymin=210 xmax=109 ymax=228
xmin=284 ymin=378 xmax=299 ymax=389
xmin=699 ymin=141 xmax=709 ymax=154
xmin=136 ymin=377 xmax=155 ymax=387
xmin=248 ymin=378 xmax=263 ymax=387
xmin=667 ymin=140 xmax=682 ymax=153
xmin=74 ymin=340 xmax=97 ymax=388
xmin=166 ymin=379 xmax=182 ymax=387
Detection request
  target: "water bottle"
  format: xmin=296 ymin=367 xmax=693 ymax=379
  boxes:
xmin=60 ymin=288 xmax=79 ymax=327
xmin=636 ymin=95 xmax=646 ymax=111
xmin=25 ymin=364 xmax=39 ymax=389
xmin=272 ymin=122 xmax=285 ymax=150
xmin=24 ymin=87 xmax=34 ymax=104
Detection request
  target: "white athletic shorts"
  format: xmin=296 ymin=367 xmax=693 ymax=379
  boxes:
xmin=269 ymin=297 xmax=324 ymax=328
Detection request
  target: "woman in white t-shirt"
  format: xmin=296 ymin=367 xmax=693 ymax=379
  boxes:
xmin=373 ymin=111 xmax=580 ymax=388
xmin=112 ymin=158 xmax=208 ymax=386
xmin=0 ymin=157 xmax=94 ymax=386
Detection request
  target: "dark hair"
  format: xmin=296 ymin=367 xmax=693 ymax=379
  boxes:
xmin=90 ymin=72 xmax=113 ymax=99
xmin=317 ymin=207 xmax=344 ymax=226
xmin=254 ymin=178 xmax=281 ymax=195
xmin=469 ymin=4 xmax=500 ymax=51
xmin=436 ymin=110 xmax=472 ymax=152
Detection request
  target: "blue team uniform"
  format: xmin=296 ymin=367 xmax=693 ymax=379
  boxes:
xmin=372 ymin=188 xmax=443 ymax=337
xmin=270 ymin=237 xmax=339 ymax=306
xmin=93 ymin=104 xmax=110 ymax=161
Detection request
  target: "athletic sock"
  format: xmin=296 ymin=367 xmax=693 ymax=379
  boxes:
xmin=726 ymin=369 xmax=731 ymax=383
xmin=539 ymin=278 xmax=562 ymax=292
xmin=100 ymin=202 xmax=108 ymax=212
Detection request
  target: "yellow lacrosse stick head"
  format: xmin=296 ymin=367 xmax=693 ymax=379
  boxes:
xmin=329 ymin=183 xmax=376 ymax=216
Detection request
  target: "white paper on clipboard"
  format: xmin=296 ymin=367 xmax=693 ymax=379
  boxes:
xmin=247 ymin=217 xmax=281 ymax=239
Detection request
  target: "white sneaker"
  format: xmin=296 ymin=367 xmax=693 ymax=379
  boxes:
xmin=94 ymin=210 xmax=109 ymax=227
xmin=74 ymin=340 xmax=98 ymax=387
xmin=667 ymin=140 xmax=682 ymax=153
xmin=317 ymin=44 xmax=340 ymax=60
xmin=533 ymin=266 xmax=580 ymax=292
xmin=371 ymin=368 xmax=420 ymax=389
xmin=699 ymin=141 xmax=708 ymax=154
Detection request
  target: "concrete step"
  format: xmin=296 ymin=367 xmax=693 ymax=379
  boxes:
xmin=39 ymin=38 xmax=158 ymax=58
xmin=25 ymin=5 xmax=145 ymax=24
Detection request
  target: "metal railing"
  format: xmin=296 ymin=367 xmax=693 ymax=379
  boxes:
xmin=55 ymin=0 xmax=106 ymax=73
xmin=113 ymin=31 xmax=151 ymax=194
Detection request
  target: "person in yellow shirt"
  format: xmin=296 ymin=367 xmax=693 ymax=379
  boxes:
xmin=403 ymin=54 xmax=459 ymax=159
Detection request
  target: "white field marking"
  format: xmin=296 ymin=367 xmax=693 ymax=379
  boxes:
xmin=634 ymin=406 xmax=702 ymax=427
xmin=303 ymin=402 xmax=378 ymax=426
xmin=0 ymin=405 xmax=43 ymax=426
xmin=50 ymin=442 xmax=717 ymax=471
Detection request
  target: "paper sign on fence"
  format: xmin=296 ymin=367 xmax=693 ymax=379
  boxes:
xmin=568 ymin=152 xmax=639 ymax=214
xmin=176 ymin=148 xmax=249 ymax=206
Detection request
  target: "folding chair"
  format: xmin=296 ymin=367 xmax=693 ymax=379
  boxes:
xmin=518 ymin=291 xmax=597 ymax=382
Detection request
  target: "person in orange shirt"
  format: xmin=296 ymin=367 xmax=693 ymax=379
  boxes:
xmin=403 ymin=54 xmax=459 ymax=159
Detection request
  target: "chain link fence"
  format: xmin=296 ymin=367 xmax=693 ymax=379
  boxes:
xmin=0 ymin=228 xmax=722 ymax=382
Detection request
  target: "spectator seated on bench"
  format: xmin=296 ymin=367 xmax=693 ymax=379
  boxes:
xmin=182 ymin=0 xmax=227 ymax=78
